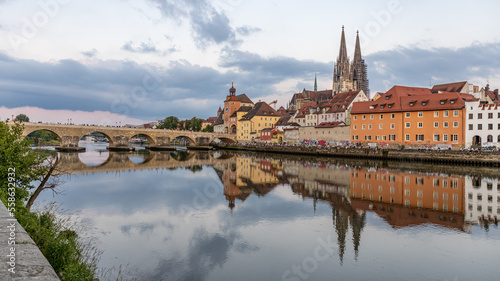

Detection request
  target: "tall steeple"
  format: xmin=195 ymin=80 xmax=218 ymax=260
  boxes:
xmin=314 ymin=73 xmax=317 ymax=93
xmin=338 ymin=25 xmax=349 ymax=65
xmin=353 ymin=30 xmax=362 ymax=63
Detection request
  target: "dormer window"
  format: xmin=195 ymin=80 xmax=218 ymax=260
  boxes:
xmin=380 ymin=105 xmax=385 ymax=109
xmin=421 ymin=100 xmax=429 ymax=106
xmin=409 ymin=102 xmax=415 ymax=107
xmin=385 ymin=95 xmax=391 ymax=100
xmin=388 ymin=103 xmax=393 ymax=108
xmin=450 ymin=99 xmax=456 ymax=104
xmin=440 ymin=99 xmax=447 ymax=105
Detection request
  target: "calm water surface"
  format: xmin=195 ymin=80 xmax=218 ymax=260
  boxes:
xmin=35 ymin=142 xmax=500 ymax=281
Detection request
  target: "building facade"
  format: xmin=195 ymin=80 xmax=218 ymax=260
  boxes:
xmin=465 ymin=102 xmax=500 ymax=148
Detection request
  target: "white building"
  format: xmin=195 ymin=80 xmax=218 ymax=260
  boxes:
xmin=464 ymin=176 xmax=500 ymax=225
xmin=465 ymin=101 xmax=500 ymax=148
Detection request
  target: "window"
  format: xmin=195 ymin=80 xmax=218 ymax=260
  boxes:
xmin=452 ymin=134 xmax=458 ymax=141
xmin=363 ymin=115 xmax=366 ymax=120
xmin=434 ymin=122 xmax=439 ymax=128
xmin=488 ymin=124 xmax=493 ymax=130
xmin=453 ymin=121 xmax=458 ymax=127
xmin=405 ymin=122 xmax=410 ymax=128
xmin=418 ymin=122 xmax=423 ymax=128
xmin=405 ymin=134 xmax=410 ymax=141
xmin=488 ymin=113 xmax=493 ymax=119
xmin=354 ymin=115 xmax=357 ymax=120
xmin=443 ymin=134 xmax=448 ymax=141
xmin=389 ymin=134 xmax=396 ymax=141
xmin=382 ymin=135 xmax=387 ymax=141
xmin=454 ymin=110 xmax=459 ymax=117
xmin=416 ymin=134 xmax=424 ymax=141
xmin=444 ymin=111 xmax=449 ymax=117
xmin=391 ymin=113 xmax=395 ymax=119
xmin=365 ymin=135 xmax=371 ymax=140
xmin=391 ymin=124 xmax=395 ymax=129
xmin=433 ymin=134 xmax=440 ymax=141
xmin=478 ymin=113 xmax=482 ymax=119
xmin=354 ymin=125 xmax=357 ymax=130
xmin=370 ymin=114 xmax=374 ymax=119
xmin=469 ymin=124 xmax=473 ymax=130
xmin=478 ymin=124 xmax=482 ymax=130
xmin=376 ymin=136 xmax=380 ymax=140
xmin=379 ymin=124 xmax=383 ymax=129
xmin=444 ymin=122 xmax=449 ymax=128
xmin=469 ymin=113 xmax=473 ymax=119
xmin=405 ymin=112 xmax=410 ymax=118
xmin=362 ymin=124 xmax=366 ymax=130
xmin=380 ymin=114 xmax=384 ymax=119
xmin=353 ymin=135 xmax=358 ymax=140
xmin=368 ymin=124 xmax=372 ymax=130
xmin=433 ymin=179 xmax=440 ymax=186
xmin=434 ymin=111 xmax=439 ymax=117
xmin=418 ymin=112 xmax=423 ymax=117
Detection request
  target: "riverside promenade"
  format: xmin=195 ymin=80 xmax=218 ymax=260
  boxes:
xmin=217 ymin=145 xmax=500 ymax=167
xmin=0 ymin=202 xmax=59 ymax=280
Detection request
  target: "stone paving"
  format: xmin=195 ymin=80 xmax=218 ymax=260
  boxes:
xmin=0 ymin=202 xmax=59 ymax=281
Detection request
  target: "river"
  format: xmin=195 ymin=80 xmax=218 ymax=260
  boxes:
xmin=34 ymin=141 xmax=500 ymax=281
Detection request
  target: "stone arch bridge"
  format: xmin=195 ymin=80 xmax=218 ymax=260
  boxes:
xmin=16 ymin=122 xmax=236 ymax=150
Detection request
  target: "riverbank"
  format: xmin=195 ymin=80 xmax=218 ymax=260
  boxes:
xmin=0 ymin=202 xmax=59 ymax=280
xmin=216 ymin=145 xmax=500 ymax=167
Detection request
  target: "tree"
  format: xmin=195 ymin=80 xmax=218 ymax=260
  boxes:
xmin=160 ymin=116 xmax=179 ymax=130
xmin=15 ymin=113 xmax=29 ymax=122
xmin=202 ymin=125 xmax=214 ymax=132
xmin=189 ymin=117 xmax=203 ymax=131
xmin=0 ymin=122 xmax=48 ymax=212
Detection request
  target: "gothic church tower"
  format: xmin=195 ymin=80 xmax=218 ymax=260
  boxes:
xmin=332 ymin=27 xmax=369 ymax=96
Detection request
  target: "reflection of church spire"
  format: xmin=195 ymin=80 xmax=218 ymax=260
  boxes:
xmin=350 ymin=212 xmax=366 ymax=260
xmin=334 ymin=209 xmax=349 ymax=265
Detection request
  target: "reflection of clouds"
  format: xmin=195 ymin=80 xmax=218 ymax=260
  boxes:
xmin=142 ymin=228 xmax=259 ymax=281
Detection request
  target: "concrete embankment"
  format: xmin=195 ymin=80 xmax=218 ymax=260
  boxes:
xmin=0 ymin=202 xmax=59 ymax=280
xmin=217 ymin=146 xmax=500 ymax=167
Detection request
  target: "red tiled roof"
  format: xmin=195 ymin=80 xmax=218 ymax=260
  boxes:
xmin=240 ymin=101 xmax=279 ymax=120
xmin=431 ymin=81 xmax=467 ymax=93
xmin=206 ymin=117 xmax=217 ymax=124
xmin=226 ymin=95 xmax=239 ymax=102
xmin=351 ymin=86 xmax=432 ymax=114
xmin=315 ymin=122 xmax=345 ymax=128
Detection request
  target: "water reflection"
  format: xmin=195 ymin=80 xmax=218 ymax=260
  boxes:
xmin=37 ymin=149 xmax=500 ymax=281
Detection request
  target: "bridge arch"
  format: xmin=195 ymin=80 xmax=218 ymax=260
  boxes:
xmin=129 ymin=133 xmax=155 ymax=146
xmin=81 ymin=130 xmax=114 ymax=146
xmin=24 ymin=128 xmax=62 ymax=145
xmin=171 ymin=135 xmax=196 ymax=146
xmin=212 ymin=137 xmax=236 ymax=144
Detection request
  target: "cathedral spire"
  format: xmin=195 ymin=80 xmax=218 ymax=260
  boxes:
xmin=314 ymin=73 xmax=317 ymax=92
xmin=338 ymin=25 xmax=349 ymax=65
xmin=353 ymin=30 xmax=362 ymax=63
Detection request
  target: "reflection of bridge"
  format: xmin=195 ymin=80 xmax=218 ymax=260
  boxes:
xmin=58 ymin=151 xmax=233 ymax=174
xmin=16 ymin=122 xmax=236 ymax=150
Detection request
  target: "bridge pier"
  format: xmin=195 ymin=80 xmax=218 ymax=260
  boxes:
xmin=55 ymin=136 xmax=85 ymax=152
xmin=108 ymin=135 xmax=135 ymax=151
xmin=147 ymin=136 xmax=175 ymax=151
xmin=189 ymin=137 xmax=213 ymax=150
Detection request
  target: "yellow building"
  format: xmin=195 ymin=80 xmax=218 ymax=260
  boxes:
xmin=238 ymin=101 xmax=281 ymax=142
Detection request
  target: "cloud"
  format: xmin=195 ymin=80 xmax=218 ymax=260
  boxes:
xmin=122 ymin=40 xmax=160 ymax=54
xmin=366 ymin=42 xmax=500 ymax=93
xmin=81 ymin=48 xmax=98 ymax=58
xmin=148 ymin=0 xmax=259 ymax=48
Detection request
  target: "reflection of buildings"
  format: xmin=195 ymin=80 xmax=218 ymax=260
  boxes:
xmin=464 ymin=176 xmax=500 ymax=226
xmin=350 ymin=168 xmax=466 ymax=230
xmin=213 ymin=156 xmax=281 ymax=210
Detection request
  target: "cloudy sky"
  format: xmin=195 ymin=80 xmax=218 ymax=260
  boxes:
xmin=1 ymin=0 xmax=499 ymax=125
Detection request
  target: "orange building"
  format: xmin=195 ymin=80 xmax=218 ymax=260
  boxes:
xmin=350 ymin=86 xmax=478 ymax=148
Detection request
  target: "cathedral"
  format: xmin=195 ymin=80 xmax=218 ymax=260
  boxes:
xmin=288 ymin=26 xmax=369 ymax=111
xmin=333 ymin=26 xmax=369 ymax=96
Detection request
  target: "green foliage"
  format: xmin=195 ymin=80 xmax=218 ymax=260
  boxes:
xmin=202 ymin=124 xmax=214 ymax=132
xmin=159 ymin=116 xmax=179 ymax=130
xmin=0 ymin=122 xmax=47 ymax=208
xmin=15 ymin=113 xmax=30 ymax=122
xmin=188 ymin=117 xmax=203 ymax=131
xmin=0 ymin=122 xmax=99 ymax=280
xmin=16 ymin=206 xmax=98 ymax=281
